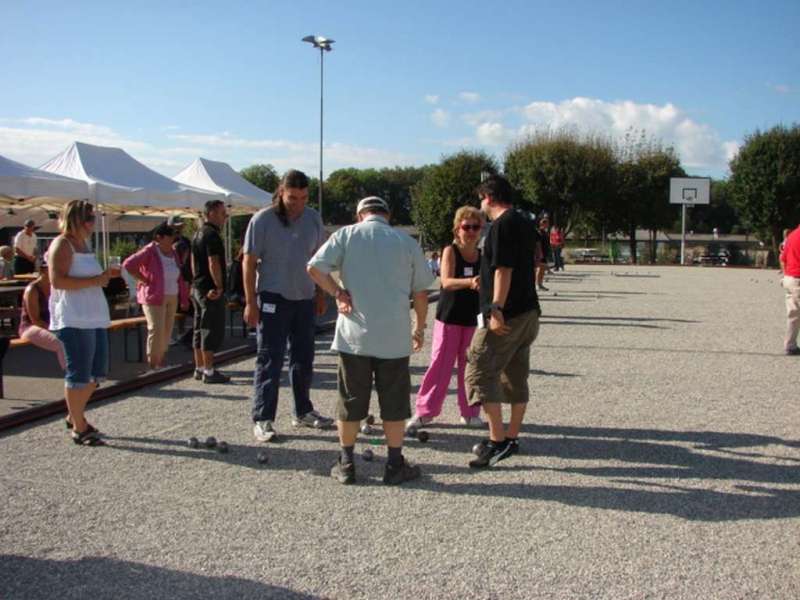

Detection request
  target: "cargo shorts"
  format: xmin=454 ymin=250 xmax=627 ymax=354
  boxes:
xmin=465 ymin=309 xmax=540 ymax=405
xmin=336 ymin=352 xmax=412 ymax=422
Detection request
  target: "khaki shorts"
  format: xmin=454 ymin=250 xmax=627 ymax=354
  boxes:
xmin=337 ymin=352 xmax=411 ymax=422
xmin=465 ymin=309 xmax=540 ymax=405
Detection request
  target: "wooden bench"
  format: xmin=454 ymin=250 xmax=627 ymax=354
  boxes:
xmin=0 ymin=314 xmax=186 ymax=399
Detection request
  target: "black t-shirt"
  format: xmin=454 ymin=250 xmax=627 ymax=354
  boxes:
xmin=174 ymin=235 xmax=193 ymax=283
xmin=191 ymin=222 xmax=226 ymax=295
xmin=479 ymin=208 xmax=539 ymax=320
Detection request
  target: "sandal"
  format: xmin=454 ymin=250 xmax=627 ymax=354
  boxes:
xmin=71 ymin=428 xmax=105 ymax=446
xmin=65 ymin=419 xmax=99 ymax=435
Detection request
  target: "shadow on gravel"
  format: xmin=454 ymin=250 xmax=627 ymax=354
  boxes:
xmin=398 ymin=424 xmax=800 ymax=521
xmin=539 ymin=320 xmax=667 ymax=329
xmin=507 ymin=424 xmax=800 ymax=521
xmin=0 ymin=555 xmax=319 ymax=600
xmin=535 ymin=343 xmax=785 ymax=358
xmin=542 ymin=315 xmax=699 ymax=324
xmin=103 ymin=435 xmax=337 ymax=476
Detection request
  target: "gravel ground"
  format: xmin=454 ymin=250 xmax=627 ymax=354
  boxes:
xmin=1 ymin=265 xmax=798 ymax=599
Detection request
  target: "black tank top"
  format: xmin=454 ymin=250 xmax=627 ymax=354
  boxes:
xmin=436 ymin=244 xmax=480 ymax=326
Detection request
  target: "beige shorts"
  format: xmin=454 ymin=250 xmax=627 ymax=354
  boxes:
xmin=465 ymin=309 xmax=540 ymax=405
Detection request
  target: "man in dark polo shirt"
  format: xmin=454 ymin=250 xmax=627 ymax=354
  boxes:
xmin=191 ymin=199 xmax=230 ymax=383
xmin=465 ymin=174 xmax=540 ymax=468
xmin=780 ymin=224 xmax=800 ymax=355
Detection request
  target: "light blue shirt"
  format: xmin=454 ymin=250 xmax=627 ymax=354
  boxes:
xmin=308 ymin=215 xmax=434 ymax=359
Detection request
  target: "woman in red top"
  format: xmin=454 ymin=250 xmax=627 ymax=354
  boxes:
xmin=550 ymin=225 xmax=565 ymax=271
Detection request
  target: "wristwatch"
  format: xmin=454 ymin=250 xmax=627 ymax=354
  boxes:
xmin=490 ymin=303 xmax=503 ymax=313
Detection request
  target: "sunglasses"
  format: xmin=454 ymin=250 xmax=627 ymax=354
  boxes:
xmin=85 ymin=214 xmax=96 ymax=223
xmin=460 ymin=224 xmax=481 ymax=232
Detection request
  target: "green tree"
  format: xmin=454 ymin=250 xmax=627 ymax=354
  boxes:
xmin=504 ymin=128 xmax=616 ymax=234
xmin=729 ymin=124 xmax=800 ymax=258
xmin=613 ymin=130 xmax=684 ymax=263
xmin=239 ymin=164 xmax=280 ymax=194
xmin=411 ymin=151 xmax=498 ymax=250
xmin=689 ymin=179 xmax=743 ymax=234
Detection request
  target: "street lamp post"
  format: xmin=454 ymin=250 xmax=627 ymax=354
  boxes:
xmin=302 ymin=35 xmax=334 ymax=224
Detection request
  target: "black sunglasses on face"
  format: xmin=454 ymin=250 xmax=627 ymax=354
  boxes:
xmin=460 ymin=224 xmax=481 ymax=232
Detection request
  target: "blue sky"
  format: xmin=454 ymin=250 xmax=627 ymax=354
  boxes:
xmin=1 ymin=0 xmax=798 ymax=179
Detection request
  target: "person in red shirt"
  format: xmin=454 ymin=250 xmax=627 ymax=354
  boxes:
xmin=779 ymin=225 xmax=800 ymax=355
xmin=550 ymin=225 xmax=565 ymax=271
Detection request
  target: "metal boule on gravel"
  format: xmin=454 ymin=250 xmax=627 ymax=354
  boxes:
xmin=204 ymin=436 xmax=217 ymax=449
xmin=473 ymin=441 xmax=487 ymax=456
xmin=360 ymin=423 xmax=373 ymax=435
xmin=217 ymin=441 xmax=229 ymax=453
xmin=362 ymin=448 xmax=374 ymax=462
xmin=365 ymin=414 xmax=375 ymax=425
xmin=187 ymin=437 xmax=199 ymax=449
xmin=257 ymin=451 xmax=269 ymax=464
xmin=406 ymin=425 xmax=418 ymax=438
xmin=417 ymin=430 xmax=430 ymax=443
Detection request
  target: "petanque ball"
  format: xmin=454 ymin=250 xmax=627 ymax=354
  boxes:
xmin=365 ymin=414 xmax=375 ymax=425
xmin=257 ymin=451 xmax=269 ymax=465
xmin=360 ymin=423 xmax=373 ymax=435
xmin=417 ymin=430 xmax=430 ymax=443
xmin=217 ymin=441 xmax=229 ymax=454
xmin=187 ymin=437 xmax=199 ymax=449
xmin=406 ymin=425 xmax=418 ymax=438
xmin=473 ymin=440 xmax=487 ymax=456
xmin=362 ymin=448 xmax=374 ymax=462
xmin=204 ymin=436 xmax=217 ymax=449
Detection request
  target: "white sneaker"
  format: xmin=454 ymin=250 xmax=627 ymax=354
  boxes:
xmin=253 ymin=420 xmax=278 ymax=442
xmin=460 ymin=416 xmax=484 ymax=427
xmin=406 ymin=415 xmax=433 ymax=431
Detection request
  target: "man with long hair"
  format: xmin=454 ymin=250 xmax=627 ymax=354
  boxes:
xmin=243 ymin=170 xmax=333 ymax=442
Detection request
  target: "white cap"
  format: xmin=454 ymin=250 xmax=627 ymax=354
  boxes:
xmin=356 ymin=196 xmax=389 ymax=214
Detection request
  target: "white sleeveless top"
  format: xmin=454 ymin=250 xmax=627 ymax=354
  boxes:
xmin=49 ymin=238 xmax=111 ymax=330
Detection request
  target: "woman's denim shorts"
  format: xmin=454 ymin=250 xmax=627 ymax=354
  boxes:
xmin=54 ymin=327 xmax=109 ymax=389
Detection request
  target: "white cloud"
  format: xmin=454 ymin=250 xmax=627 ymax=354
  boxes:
xmin=430 ymin=109 xmax=451 ymax=128
xmin=476 ymin=122 xmax=513 ymax=146
xmin=514 ymin=97 xmax=736 ymax=170
xmin=463 ymin=109 xmax=509 ymax=127
xmin=0 ymin=119 xmax=153 ymax=168
xmin=424 ymin=94 xmax=439 ymax=105
xmin=0 ymin=117 xmax=422 ymax=177
xmin=459 ymin=91 xmax=481 ymax=103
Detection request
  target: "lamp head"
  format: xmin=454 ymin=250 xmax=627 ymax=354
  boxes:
xmin=302 ymin=35 xmax=335 ymax=51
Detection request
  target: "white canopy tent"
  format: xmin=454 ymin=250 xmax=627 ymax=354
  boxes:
xmin=0 ymin=154 xmax=89 ymax=209
xmin=40 ymin=142 xmax=222 ymax=212
xmin=39 ymin=142 xmax=224 ymax=264
xmin=173 ymin=157 xmax=273 ymax=259
xmin=173 ymin=157 xmax=272 ymax=213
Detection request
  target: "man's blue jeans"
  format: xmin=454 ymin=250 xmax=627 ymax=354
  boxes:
xmin=251 ymin=292 xmax=315 ymax=422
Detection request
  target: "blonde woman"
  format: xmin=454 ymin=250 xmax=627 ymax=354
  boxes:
xmin=408 ymin=206 xmax=484 ymax=429
xmin=48 ymin=200 xmax=114 ymax=446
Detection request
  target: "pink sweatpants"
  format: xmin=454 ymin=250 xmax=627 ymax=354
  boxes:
xmin=20 ymin=325 xmax=66 ymax=370
xmin=415 ymin=319 xmax=480 ymax=419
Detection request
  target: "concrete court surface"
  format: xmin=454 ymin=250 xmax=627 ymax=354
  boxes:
xmin=1 ymin=265 xmax=798 ymax=599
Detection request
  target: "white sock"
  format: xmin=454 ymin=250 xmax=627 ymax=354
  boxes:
xmin=204 ymin=368 xmax=215 ymax=375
